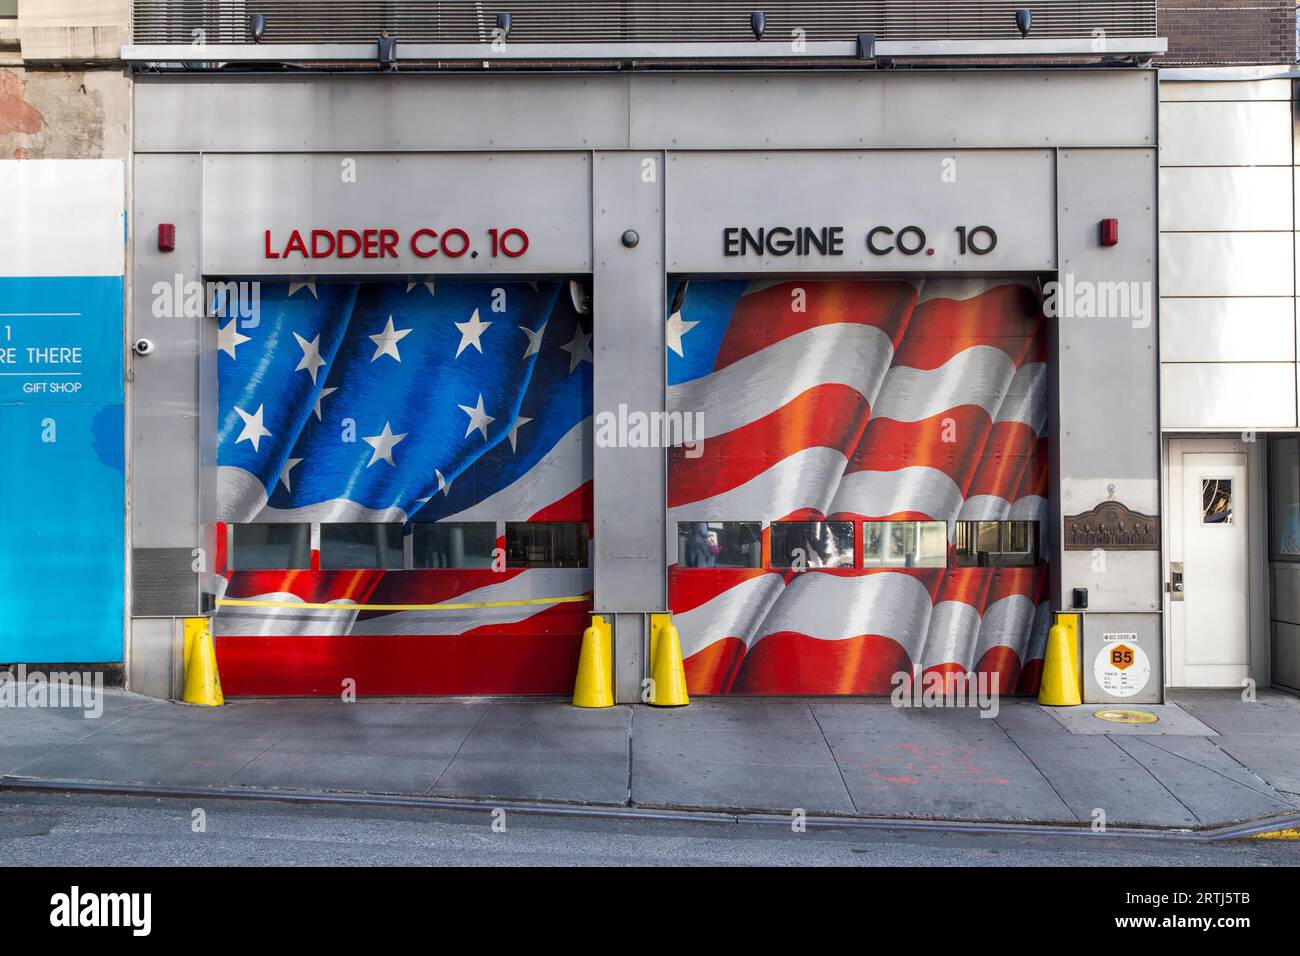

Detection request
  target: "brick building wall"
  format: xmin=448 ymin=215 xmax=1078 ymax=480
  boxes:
xmin=1158 ymin=0 xmax=1296 ymax=65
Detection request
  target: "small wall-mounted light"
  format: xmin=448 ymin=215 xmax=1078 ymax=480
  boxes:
xmin=249 ymin=14 xmax=266 ymax=43
xmin=377 ymin=33 xmax=397 ymax=69
xmin=1016 ymin=8 xmax=1032 ymax=37
xmin=496 ymin=12 xmax=512 ymax=38
xmin=1099 ymin=218 xmax=1119 ymax=246
xmin=751 ymin=11 xmax=766 ymax=40
xmin=157 ymin=223 xmax=176 ymax=252
xmin=621 ymin=229 xmax=640 ymax=248
xmin=857 ymin=33 xmax=876 ymax=60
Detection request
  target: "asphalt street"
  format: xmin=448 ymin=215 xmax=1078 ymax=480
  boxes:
xmin=2 ymin=791 xmax=1299 ymax=867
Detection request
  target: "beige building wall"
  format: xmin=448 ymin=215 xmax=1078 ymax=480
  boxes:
xmin=0 ymin=0 xmax=129 ymax=160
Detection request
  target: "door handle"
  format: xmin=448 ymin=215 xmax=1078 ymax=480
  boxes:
xmin=1169 ymin=561 xmax=1184 ymax=601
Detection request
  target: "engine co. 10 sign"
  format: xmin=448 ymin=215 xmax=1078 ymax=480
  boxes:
xmin=722 ymin=224 xmax=999 ymax=258
xmin=263 ymin=227 xmax=530 ymax=260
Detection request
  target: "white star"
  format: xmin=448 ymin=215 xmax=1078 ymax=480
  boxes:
xmin=287 ymin=281 xmax=318 ymax=299
xmin=313 ymin=385 xmax=338 ymax=421
xmin=233 ymin=404 xmax=272 ymax=453
xmin=362 ymin=421 xmax=407 ymax=468
xmin=434 ymin=469 xmax=453 ymax=496
xmin=458 ymin=394 xmax=496 ymax=441
xmin=292 ymin=331 xmax=327 ymax=384
xmin=279 ymin=457 xmax=303 ymax=492
xmin=406 ymin=281 xmax=436 ymax=297
xmin=508 ymin=416 xmax=532 ymax=452
xmin=369 ymin=315 xmax=413 ymax=362
xmin=454 ymin=308 xmax=492 ymax=358
xmin=560 ymin=326 xmax=593 ymax=373
xmin=665 ymin=310 xmax=700 ymax=358
xmin=519 ymin=321 xmax=547 ymax=359
xmin=218 ymin=319 xmax=252 ymax=359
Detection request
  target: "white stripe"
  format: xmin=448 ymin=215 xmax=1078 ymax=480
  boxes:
xmin=871 ymin=345 xmax=1017 ymax=423
xmin=674 ymin=573 xmax=786 ymax=659
xmin=217 ymin=466 xmax=272 ymax=524
xmin=751 ymin=571 xmax=933 ymax=662
xmin=1024 ymin=601 xmax=1052 ymax=665
xmin=213 ymin=592 xmax=362 ymax=637
xmin=996 ymin=362 xmax=1048 ymax=432
xmin=915 ymin=277 xmax=1035 ymax=305
xmin=828 ymin=465 xmax=964 ymax=520
xmin=1009 ymin=496 xmax=1048 ymax=522
xmin=667 ymin=323 xmax=893 ymax=438
xmin=669 ymin=446 xmax=846 ymax=521
xmin=439 ymin=418 xmax=590 ymax=521
xmin=973 ymin=593 xmax=1037 ymax=664
xmin=350 ymin=570 xmax=592 ymax=635
xmin=957 ymin=494 xmax=1012 ymax=522
xmin=919 ymin=600 xmax=983 ymax=670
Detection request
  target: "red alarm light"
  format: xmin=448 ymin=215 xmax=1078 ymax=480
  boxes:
xmin=158 ymin=223 xmax=176 ymax=252
xmin=1099 ymin=218 xmax=1118 ymax=247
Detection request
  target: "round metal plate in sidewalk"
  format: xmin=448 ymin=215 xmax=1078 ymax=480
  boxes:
xmin=1093 ymin=709 xmax=1159 ymax=725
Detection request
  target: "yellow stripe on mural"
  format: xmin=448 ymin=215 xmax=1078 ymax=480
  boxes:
xmin=215 ymin=593 xmax=593 ymax=612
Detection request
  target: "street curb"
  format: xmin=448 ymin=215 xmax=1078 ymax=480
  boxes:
xmin=5 ymin=774 xmax=1299 ymax=842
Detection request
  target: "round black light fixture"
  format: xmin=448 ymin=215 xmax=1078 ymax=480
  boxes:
xmin=751 ymin=11 xmax=766 ymax=40
xmin=249 ymin=14 xmax=266 ymax=43
xmin=621 ymin=230 xmax=640 ymax=248
xmin=1016 ymin=8 xmax=1032 ymax=37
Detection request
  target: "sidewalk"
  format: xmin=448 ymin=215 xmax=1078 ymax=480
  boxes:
xmin=3 ymin=688 xmax=1299 ymax=828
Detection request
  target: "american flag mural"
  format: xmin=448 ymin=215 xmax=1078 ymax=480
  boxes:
xmin=212 ymin=280 xmax=593 ymax=695
xmin=667 ymin=278 xmax=1050 ymax=696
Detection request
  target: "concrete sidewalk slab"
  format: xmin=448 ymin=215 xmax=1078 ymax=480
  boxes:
xmin=4 ymin=686 xmax=1300 ymax=828
xmin=1002 ymin=730 xmax=1197 ymax=826
xmin=1044 ymin=703 xmax=1217 ymax=735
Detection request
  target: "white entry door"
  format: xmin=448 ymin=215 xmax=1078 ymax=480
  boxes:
xmin=1167 ymin=440 xmax=1251 ymax=686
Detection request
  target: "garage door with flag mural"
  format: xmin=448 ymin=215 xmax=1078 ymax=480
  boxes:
xmin=667 ymin=278 xmax=1050 ymax=696
xmin=212 ymin=279 xmax=593 ymax=695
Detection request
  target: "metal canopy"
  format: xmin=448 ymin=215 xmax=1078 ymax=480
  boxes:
xmin=122 ymin=37 xmax=1168 ymax=65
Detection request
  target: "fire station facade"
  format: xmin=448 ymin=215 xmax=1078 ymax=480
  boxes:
xmin=119 ymin=62 xmax=1189 ymax=706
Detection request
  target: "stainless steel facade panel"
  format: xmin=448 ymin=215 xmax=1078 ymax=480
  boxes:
xmin=1053 ymin=147 xmax=1160 ymax=620
xmin=1159 ymin=166 xmax=1293 ymax=232
xmin=1158 ymin=77 xmax=1292 ymax=102
xmin=201 ymin=153 xmax=593 ymax=276
xmin=1159 ymin=297 xmax=1296 ymax=363
xmin=1160 ymin=232 xmax=1295 ymax=298
xmin=131 ymin=154 xmax=203 ymax=552
xmin=134 ymin=72 xmax=1158 ymax=154
xmin=1159 ymin=100 xmax=1293 ymax=166
xmin=591 ymin=151 xmax=667 ymax=623
xmin=665 ymin=150 xmax=1055 ymax=273
xmin=1161 ymin=362 xmax=1298 ymax=429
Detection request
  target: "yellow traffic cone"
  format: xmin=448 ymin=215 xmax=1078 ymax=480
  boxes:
xmin=649 ymin=623 xmax=690 ymax=707
xmin=1037 ymin=623 xmax=1081 ymax=706
xmin=572 ymin=617 xmax=613 ymax=708
xmin=182 ymin=617 xmax=224 ymax=706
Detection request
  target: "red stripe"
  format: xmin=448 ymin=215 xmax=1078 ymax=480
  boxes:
xmin=528 ymin=478 xmax=593 ymax=522
xmin=963 ymin=421 xmax=1039 ymax=500
xmin=893 ymin=285 xmax=1041 ymax=370
xmin=668 ymin=383 xmax=869 ymax=507
xmin=844 ymin=405 xmax=993 ymax=485
xmin=684 ymin=636 xmax=748 ymax=694
xmin=730 ymin=632 xmax=912 ymax=695
xmin=714 ymin=280 xmax=917 ymax=371
xmin=668 ymin=567 xmax=781 ymax=615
